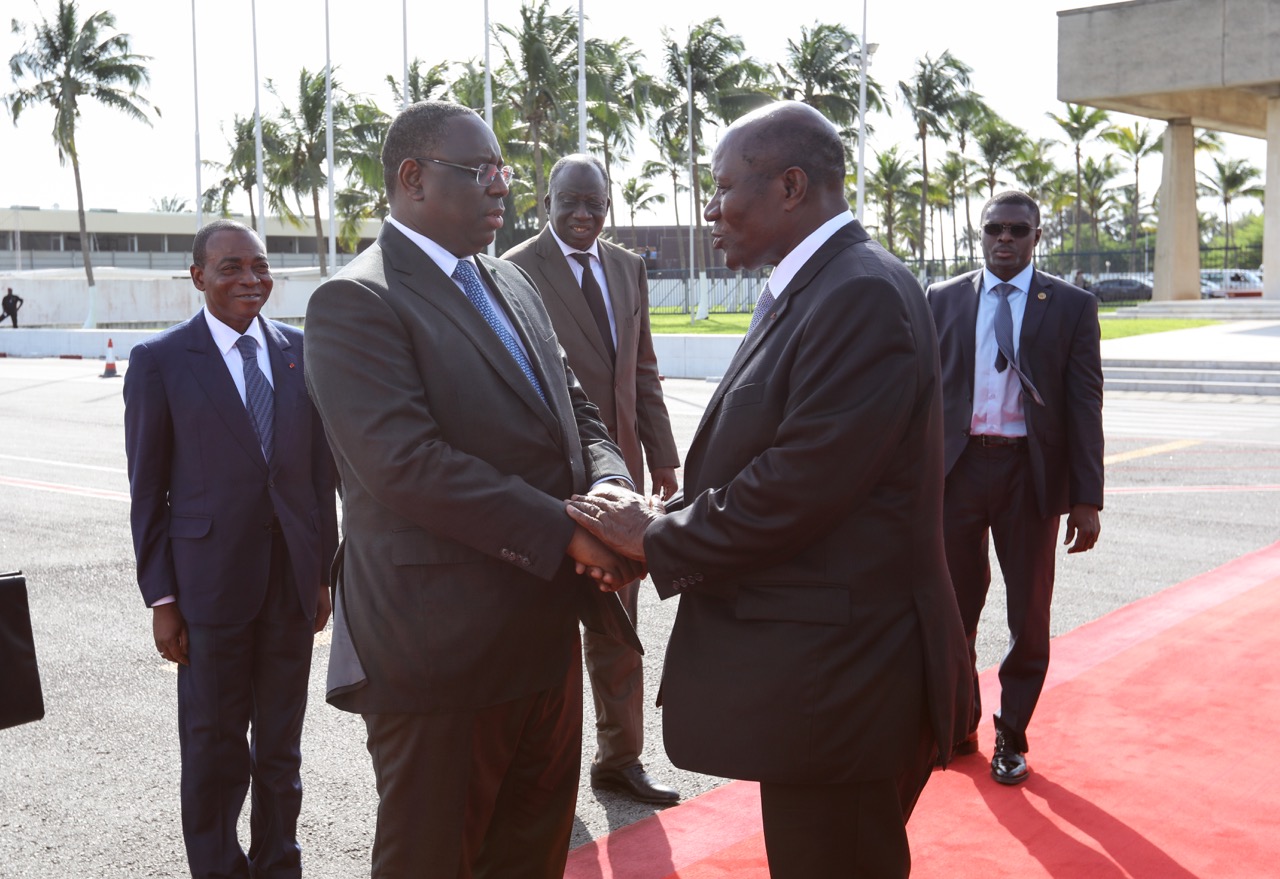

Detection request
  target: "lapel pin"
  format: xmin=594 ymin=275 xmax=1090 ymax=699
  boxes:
xmin=1037 ymin=292 xmax=1047 ymax=300
xmin=289 ymin=362 xmax=296 ymax=368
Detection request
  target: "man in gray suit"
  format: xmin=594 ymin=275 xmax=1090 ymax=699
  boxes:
xmin=503 ymin=154 xmax=681 ymax=805
xmin=568 ymin=101 xmax=971 ymax=878
xmin=303 ymin=101 xmax=640 ymax=879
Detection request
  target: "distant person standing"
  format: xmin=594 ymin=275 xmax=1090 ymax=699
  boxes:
xmin=926 ymin=190 xmax=1104 ymax=786
xmin=123 ymin=218 xmax=338 ymax=877
xmin=2 ymin=288 xmax=22 ymax=327
xmin=503 ymin=154 xmax=682 ymax=805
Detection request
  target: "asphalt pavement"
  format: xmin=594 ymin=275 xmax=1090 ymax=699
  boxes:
xmin=1 ymin=327 xmax=1278 ymax=877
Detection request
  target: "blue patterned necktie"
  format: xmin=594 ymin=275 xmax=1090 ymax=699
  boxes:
xmin=452 ymin=259 xmax=546 ymax=402
xmin=234 ymin=335 xmax=274 ymax=460
xmin=747 ymin=283 xmax=775 ymax=336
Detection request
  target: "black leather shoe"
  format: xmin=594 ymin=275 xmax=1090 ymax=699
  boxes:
xmin=590 ymin=763 xmax=680 ymax=805
xmin=991 ymin=730 xmax=1029 ymax=785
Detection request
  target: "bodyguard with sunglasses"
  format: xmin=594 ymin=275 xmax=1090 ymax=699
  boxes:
xmin=303 ymin=101 xmax=641 ymax=878
xmin=926 ymin=190 xmax=1104 ymax=786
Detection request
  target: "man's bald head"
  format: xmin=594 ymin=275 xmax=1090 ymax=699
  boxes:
xmin=724 ymin=101 xmax=846 ymax=192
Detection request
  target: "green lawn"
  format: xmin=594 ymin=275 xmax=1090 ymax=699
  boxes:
xmin=1099 ymin=318 xmax=1217 ymax=340
xmin=652 ymin=311 xmax=1218 ymax=341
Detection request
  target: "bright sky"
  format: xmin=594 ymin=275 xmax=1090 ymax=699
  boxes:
xmin=0 ymin=0 xmax=1267 ymax=226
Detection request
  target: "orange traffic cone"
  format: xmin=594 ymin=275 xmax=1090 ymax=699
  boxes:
xmin=100 ymin=338 xmax=120 ymax=378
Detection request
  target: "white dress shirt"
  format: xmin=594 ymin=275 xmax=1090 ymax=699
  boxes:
xmin=202 ymin=307 xmax=275 ymax=403
xmin=763 ymin=209 xmax=855 ymax=301
xmin=970 ymin=263 xmax=1035 ymax=438
xmin=548 ymin=226 xmax=618 ymax=349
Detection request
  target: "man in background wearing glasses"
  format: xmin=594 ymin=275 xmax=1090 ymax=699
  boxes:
xmin=926 ymin=190 xmax=1104 ymax=786
xmin=303 ymin=100 xmax=641 ymax=878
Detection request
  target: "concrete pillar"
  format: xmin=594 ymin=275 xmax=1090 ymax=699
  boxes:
xmin=1153 ymin=119 xmax=1200 ymax=301
xmin=1265 ymin=96 xmax=1280 ymax=300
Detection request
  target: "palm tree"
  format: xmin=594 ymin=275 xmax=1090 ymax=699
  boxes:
xmin=1046 ymin=103 xmax=1111 ymax=256
xmin=642 ymin=121 xmax=688 ymax=228
xmin=1080 ymin=155 xmax=1120 ymax=249
xmin=334 ymin=97 xmax=390 ymax=252
xmin=1198 ymin=157 xmax=1264 ymax=255
xmin=151 ymin=195 xmax=189 ymax=212
xmin=898 ymin=50 xmax=976 ymax=266
xmin=936 ymin=151 xmax=978 ymax=268
xmin=1101 ymin=122 xmax=1161 ymax=248
xmin=973 ymin=116 xmax=1027 ymax=197
xmin=619 ymin=177 xmax=664 ymax=237
xmin=655 ymin=18 xmax=771 ymax=277
xmin=202 ymin=113 xmax=296 ymax=230
xmin=866 ymin=145 xmax=918 ymax=256
xmin=948 ymin=98 xmax=991 ymax=259
xmin=5 ymin=0 xmax=156 ymax=325
xmin=270 ymin=67 xmax=349 ymax=277
xmin=585 ymin=37 xmax=652 ymax=238
xmin=777 ymin=22 xmax=885 ymax=148
xmin=386 ymin=58 xmax=450 ymax=110
xmin=495 ymin=0 xmax=580 ymax=225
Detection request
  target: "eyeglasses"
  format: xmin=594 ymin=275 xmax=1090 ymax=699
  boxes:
xmin=415 ymin=157 xmax=514 ymax=187
xmin=982 ymin=222 xmax=1037 ymax=239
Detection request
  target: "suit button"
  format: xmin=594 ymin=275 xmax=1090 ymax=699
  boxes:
xmin=520 ymin=556 xmax=531 ymax=567
xmin=268 ymin=479 xmax=275 ymax=488
xmin=694 ymin=573 xmax=703 ymax=582
xmin=264 ymin=522 xmax=273 ymax=532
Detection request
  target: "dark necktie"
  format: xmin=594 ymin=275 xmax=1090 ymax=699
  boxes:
xmin=990 ymin=282 xmax=1045 ymax=407
xmin=571 ymin=253 xmax=616 ymax=362
xmin=993 ymin=282 xmax=1017 ymax=373
xmin=453 ymin=259 xmax=547 ymax=402
xmin=234 ymin=335 xmax=274 ymax=461
xmin=747 ymin=283 xmax=775 ymax=336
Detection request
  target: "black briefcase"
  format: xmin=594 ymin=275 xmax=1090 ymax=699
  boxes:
xmin=0 ymin=571 xmax=45 ymax=730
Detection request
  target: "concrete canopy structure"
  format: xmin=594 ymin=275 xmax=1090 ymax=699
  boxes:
xmin=1058 ymin=0 xmax=1280 ymax=300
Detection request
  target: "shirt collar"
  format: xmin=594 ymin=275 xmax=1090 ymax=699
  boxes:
xmin=981 ymin=263 xmax=1035 ymax=296
xmin=548 ymin=225 xmax=600 ymax=261
xmin=203 ymin=307 xmax=266 ymax=356
xmin=388 ymin=215 xmax=476 ymax=279
xmin=767 ymin=210 xmax=854 ymax=296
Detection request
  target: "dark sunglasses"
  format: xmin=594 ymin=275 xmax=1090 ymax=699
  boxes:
xmin=982 ymin=222 xmax=1036 ymax=239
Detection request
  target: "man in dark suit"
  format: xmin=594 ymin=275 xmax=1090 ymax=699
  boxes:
xmin=2 ymin=287 xmax=22 ymax=327
xmin=123 ymin=218 xmax=338 ymax=879
xmin=926 ymin=190 xmax=1104 ymax=785
xmin=503 ymin=154 xmax=681 ymax=805
xmin=302 ymin=101 xmax=640 ymax=879
xmin=567 ymin=101 xmax=971 ymax=878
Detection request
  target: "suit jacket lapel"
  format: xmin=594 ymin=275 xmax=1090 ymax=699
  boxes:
xmin=960 ymin=272 xmax=981 ymax=397
xmin=261 ymin=317 xmax=301 ymax=466
xmin=1021 ymin=270 xmax=1052 ymax=357
xmin=183 ymin=315 xmax=268 ymax=472
xmin=380 ymin=228 xmax=558 ymax=436
xmin=694 ymin=222 xmax=862 ymax=440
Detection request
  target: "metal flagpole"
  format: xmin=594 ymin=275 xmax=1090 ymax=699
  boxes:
xmin=191 ymin=0 xmax=202 ymax=230
xmin=402 ymin=0 xmax=409 ymax=107
xmin=325 ymin=0 xmax=336 ymax=276
xmin=578 ymin=0 xmax=587 ymax=153
xmin=856 ymin=0 xmax=870 ymax=223
xmin=251 ymin=0 xmax=266 ymax=240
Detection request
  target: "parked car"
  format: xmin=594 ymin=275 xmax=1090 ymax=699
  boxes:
xmin=1201 ymin=269 xmax=1262 ymax=298
xmin=1090 ymin=276 xmax=1153 ymax=303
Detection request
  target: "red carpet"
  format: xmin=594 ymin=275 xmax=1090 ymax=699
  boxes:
xmin=566 ymin=541 xmax=1280 ymax=878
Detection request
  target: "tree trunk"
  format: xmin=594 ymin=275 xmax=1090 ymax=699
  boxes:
xmin=1074 ymin=147 xmax=1083 ymax=261
xmin=918 ymin=124 xmax=930 ymax=268
xmin=532 ymin=118 xmax=547 ymax=226
xmin=312 ymin=186 xmax=328 ymax=277
xmin=71 ymin=153 xmax=97 ymax=328
xmin=603 ymin=141 xmax=618 ymax=242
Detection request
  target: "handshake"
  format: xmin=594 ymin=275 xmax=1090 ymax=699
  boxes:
xmin=564 ymin=483 xmax=667 ymax=591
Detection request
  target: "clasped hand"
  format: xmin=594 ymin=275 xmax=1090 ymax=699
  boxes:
xmin=565 ymin=483 xmax=661 ymax=590
xmin=565 ymin=484 xmax=666 ymax=591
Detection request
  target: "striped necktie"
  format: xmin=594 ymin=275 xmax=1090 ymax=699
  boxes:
xmin=234 ymin=335 xmax=274 ymax=460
